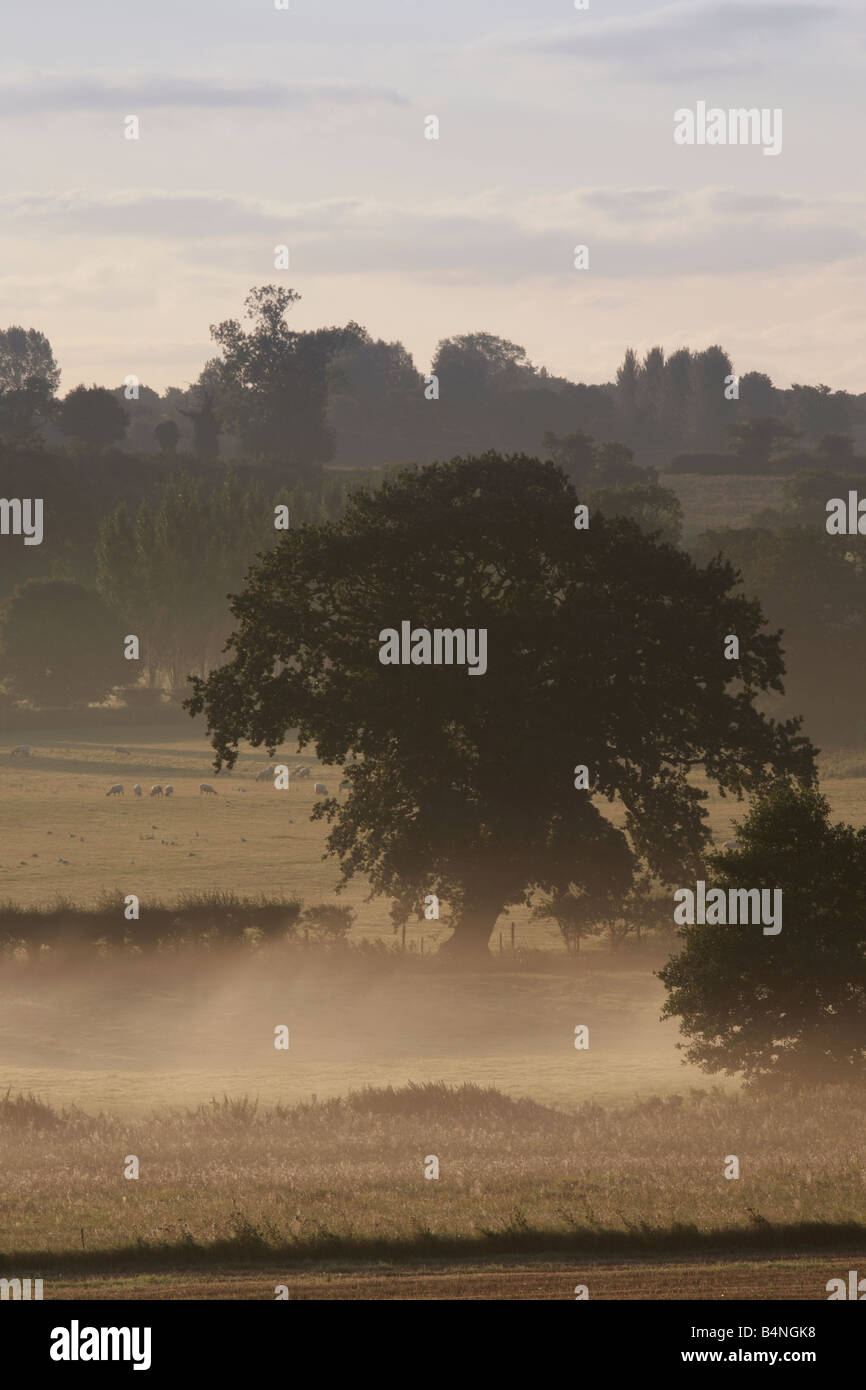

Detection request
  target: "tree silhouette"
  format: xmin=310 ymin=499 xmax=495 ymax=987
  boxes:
xmin=209 ymin=285 xmax=362 ymax=469
xmin=187 ymin=453 xmax=814 ymax=956
xmin=660 ymin=784 xmax=866 ymax=1087
xmin=58 ymin=385 xmax=128 ymax=449
xmin=0 ymin=579 xmax=127 ymax=706
xmin=154 ymin=420 xmax=180 ymax=454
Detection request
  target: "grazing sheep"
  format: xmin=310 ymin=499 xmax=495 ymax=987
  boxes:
xmin=10 ymin=745 xmax=30 ymax=757
xmin=200 ymin=783 xmax=217 ymax=796
xmin=114 ymin=747 xmax=131 ymax=755
xmin=338 ymin=779 xmax=350 ymax=791
xmin=255 ymin=766 xmax=276 ymax=782
xmin=164 ymin=785 xmax=174 ymax=797
xmin=106 ymin=783 xmax=124 ymax=797
xmin=314 ymin=782 xmax=328 ymax=795
xmin=294 ymin=766 xmax=310 ymax=780
xmin=150 ymin=785 xmax=163 ymax=798
xmin=133 ymin=785 xmax=142 ymax=797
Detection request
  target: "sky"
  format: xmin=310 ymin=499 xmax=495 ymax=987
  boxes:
xmin=2 ymin=0 xmax=865 ymax=394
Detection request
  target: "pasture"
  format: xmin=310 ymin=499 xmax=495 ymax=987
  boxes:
xmin=1 ymin=724 xmax=864 ymax=1299
xmin=3 ymin=722 xmax=864 ymax=943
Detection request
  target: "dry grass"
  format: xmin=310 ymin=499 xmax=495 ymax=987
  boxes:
xmin=0 ymin=1082 xmax=863 ymax=1269
xmin=2 ymin=726 xmax=864 ymax=956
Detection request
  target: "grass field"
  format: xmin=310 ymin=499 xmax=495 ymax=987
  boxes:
xmin=2 ymin=1083 xmax=863 ymax=1300
xmin=2 ymin=723 xmax=864 ymax=944
xmin=660 ymin=473 xmax=787 ymax=541
xmin=0 ymin=725 xmax=863 ymax=1300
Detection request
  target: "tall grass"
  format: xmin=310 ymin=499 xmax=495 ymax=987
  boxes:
xmin=0 ymin=1083 xmax=863 ymax=1269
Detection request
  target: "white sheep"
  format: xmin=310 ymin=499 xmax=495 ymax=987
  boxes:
xmin=133 ymin=784 xmax=142 ymax=797
xmin=106 ymin=783 xmax=124 ymax=797
xmin=314 ymin=782 xmax=328 ymax=795
xmin=164 ymin=784 xmax=174 ymax=797
xmin=200 ymin=783 xmax=217 ymax=796
xmin=150 ymin=785 xmax=163 ymax=797
xmin=10 ymin=745 xmax=30 ymax=757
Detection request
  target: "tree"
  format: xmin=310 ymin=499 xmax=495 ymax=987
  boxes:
xmin=692 ymin=522 xmax=866 ymax=745
xmin=179 ymin=384 xmax=220 ymax=460
xmin=58 ymin=385 xmax=128 ymax=448
xmin=531 ymin=884 xmax=603 ymax=954
xmin=209 ymin=285 xmax=362 ymax=467
xmin=659 ymin=785 xmax=866 ymax=1087
xmin=0 ymin=579 xmax=127 ymax=706
xmin=589 ymin=481 xmax=682 ymax=546
xmin=431 ymin=332 xmax=532 ymax=402
xmin=535 ymin=868 xmax=670 ymax=952
xmin=0 ymin=376 xmax=57 ymax=445
xmin=302 ymin=903 xmax=356 ymax=940
xmin=737 ymin=371 xmax=777 ymax=419
xmin=186 ymin=452 xmax=815 ymax=957
xmin=815 ymin=433 xmax=856 ymax=470
xmin=0 ymin=325 xmax=61 ymax=444
xmin=728 ymin=417 xmax=801 ymax=471
xmin=154 ymin=420 xmax=180 ymax=454
xmin=0 ymin=326 xmax=60 ymax=394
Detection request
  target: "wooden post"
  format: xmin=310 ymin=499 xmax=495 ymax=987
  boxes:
xmin=499 ymin=930 xmax=503 ymax=955
xmin=420 ymin=937 xmax=424 ymax=958
xmin=510 ymin=921 xmax=515 ymax=953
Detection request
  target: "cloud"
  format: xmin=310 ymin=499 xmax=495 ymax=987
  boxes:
xmin=1 ymin=185 xmax=863 ymax=282
xmin=497 ymin=1 xmax=842 ymax=79
xmin=0 ymin=71 xmax=408 ymax=114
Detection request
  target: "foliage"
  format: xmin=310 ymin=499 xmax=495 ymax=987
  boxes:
xmin=660 ymin=785 xmax=866 ymax=1087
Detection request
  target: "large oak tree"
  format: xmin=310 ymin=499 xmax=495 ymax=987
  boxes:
xmin=187 ymin=453 xmax=815 ymax=955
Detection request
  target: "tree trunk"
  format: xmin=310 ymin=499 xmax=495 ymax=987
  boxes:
xmin=440 ymin=899 xmax=502 ymax=959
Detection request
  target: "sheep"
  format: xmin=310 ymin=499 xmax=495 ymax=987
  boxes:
xmin=133 ymin=784 xmax=142 ymax=797
xmin=150 ymin=785 xmax=164 ymax=797
xmin=106 ymin=783 xmax=124 ymax=797
xmin=255 ymin=766 xmax=276 ymax=782
xmin=294 ymin=766 xmax=310 ymax=780
xmin=338 ymin=779 xmax=350 ymax=791
xmin=114 ymin=746 xmax=131 ymax=755
xmin=164 ymin=785 xmax=174 ymax=797
xmin=10 ymin=745 xmax=30 ymax=757
xmin=200 ymin=783 xmax=217 ymax=796
xmin=314 ymin=782 xmax=328 ymax=795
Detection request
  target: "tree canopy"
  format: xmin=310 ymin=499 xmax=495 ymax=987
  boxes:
xmin=187 ymin=452 xmax=815 ymax=955
xmin=0 ymin=579 xmax=127 ymax=706
xmin=660 ymin=784 xmax=866 ymax=1087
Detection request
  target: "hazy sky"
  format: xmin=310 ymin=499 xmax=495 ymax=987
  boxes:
xmin=2 ymin=0 xmax=865 ymax=393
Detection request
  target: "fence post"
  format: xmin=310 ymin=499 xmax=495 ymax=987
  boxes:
xmin=510 ymin=921 xmax=515 ymax=953
xmin=499 ymin=930 xmax=503 ymax=955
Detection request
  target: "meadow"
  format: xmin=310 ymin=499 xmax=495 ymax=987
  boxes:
xmin=0 ymin=724 xmax=864 ymax=1298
